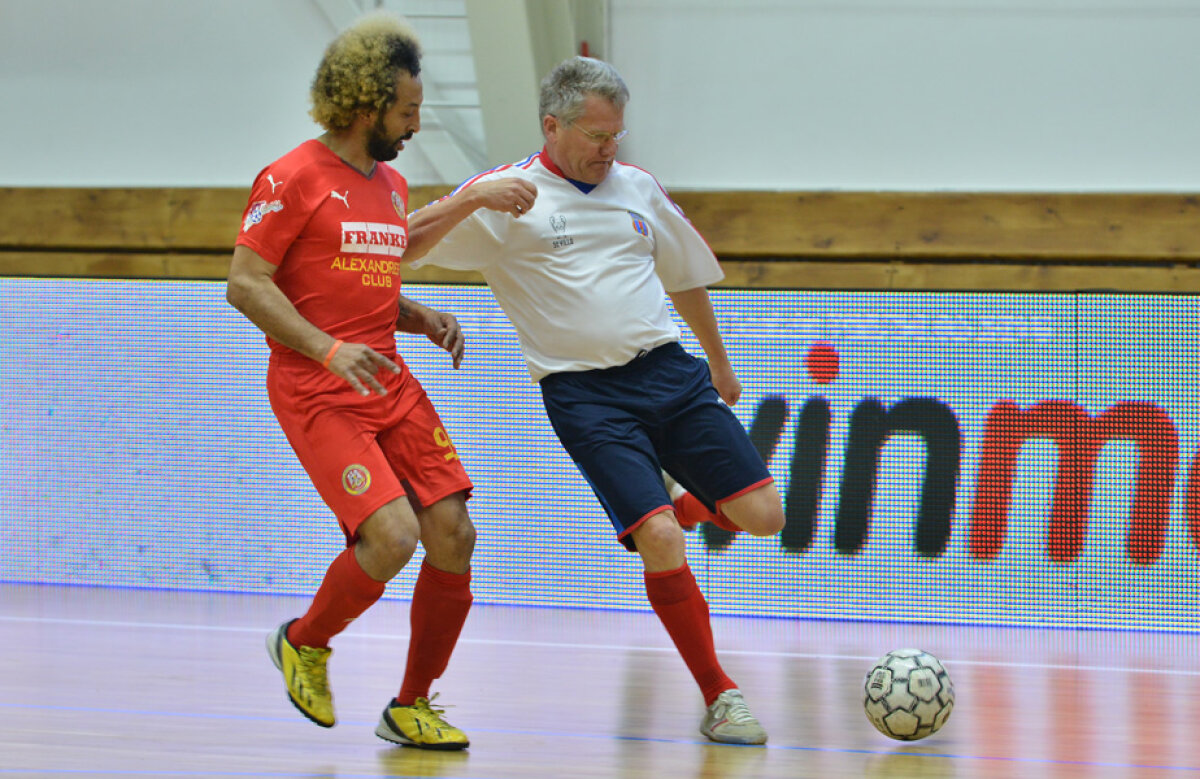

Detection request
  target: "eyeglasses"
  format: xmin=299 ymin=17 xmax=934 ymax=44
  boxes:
xmin=567 ymin=122 xmax=628 ymax=146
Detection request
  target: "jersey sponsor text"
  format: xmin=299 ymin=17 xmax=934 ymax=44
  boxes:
xmin=330 ymin=256 xmax=401 ymax=288
xmin=340 ymin=221 xmax=409 ymax=257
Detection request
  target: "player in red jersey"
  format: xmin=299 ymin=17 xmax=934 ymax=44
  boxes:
xmin=225 ymin=12 xmax=525 ymax=750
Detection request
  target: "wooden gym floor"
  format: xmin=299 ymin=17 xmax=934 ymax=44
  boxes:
xmin=2 ymin=582 xmax=1198 ymax=778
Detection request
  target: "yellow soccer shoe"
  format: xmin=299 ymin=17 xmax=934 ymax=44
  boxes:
xmin=375 ymin=694 xmax=469 ymax=750
xmin=266 ymin=620 xmax=335 ymax=728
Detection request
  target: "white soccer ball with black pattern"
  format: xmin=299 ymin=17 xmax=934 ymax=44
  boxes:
xmin=863 ymin=648 xmax=954 ymax=740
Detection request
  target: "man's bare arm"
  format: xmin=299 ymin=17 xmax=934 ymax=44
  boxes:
xmin=397 ymin=293 xmax=464 ymax=369
xmin=668 ymin=286 xmax=741 ymax=406
xmin=226 ymin=245 xmax=399 ymax=395
xmin=404 ymin=178 xmax=538 ymax=263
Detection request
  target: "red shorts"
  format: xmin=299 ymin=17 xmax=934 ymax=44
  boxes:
xmin=267 ymin=352 xmax=472 ymax=543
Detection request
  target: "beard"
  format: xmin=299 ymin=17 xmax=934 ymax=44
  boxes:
xmin=366 ymin=117 xmax=413 ymax=162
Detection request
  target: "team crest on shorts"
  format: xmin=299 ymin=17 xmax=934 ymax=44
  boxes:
xmin=341 ymin=464 xmax=372 ymax=495
xmin=392 ymin=191 xmax=405 ymax=217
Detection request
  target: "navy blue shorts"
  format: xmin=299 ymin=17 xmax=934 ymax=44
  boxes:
xmin=539 ymin=342 xmax=772 ymax=550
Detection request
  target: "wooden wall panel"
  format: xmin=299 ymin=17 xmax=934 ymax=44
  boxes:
xmin=0 ymin=187 xmax=448 ymax=251
xmin=0 ymin=252 xmax=486 ymax=285
xmin=2 ymin=187 xmax=1199 ymax=291
xmin=7 ymin=254 xmax=1199 ymax=293
xmin=668 ymin=191 xmax=1200 ymax=261
xmin=718 ymin=260 xmax=1200 ymax=294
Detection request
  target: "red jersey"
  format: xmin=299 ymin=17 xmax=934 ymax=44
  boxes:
xmin=236 ymin=139 xmax=410 ymax=359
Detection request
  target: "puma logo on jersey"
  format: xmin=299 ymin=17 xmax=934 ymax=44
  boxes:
xmin=268 ymin=174 xmax=283 ymax=193
xmin=331 ymin=190 xmax=350 ymax=208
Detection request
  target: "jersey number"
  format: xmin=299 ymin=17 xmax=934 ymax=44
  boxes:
xmin=433 ymin=427 xmax=459 ymax=461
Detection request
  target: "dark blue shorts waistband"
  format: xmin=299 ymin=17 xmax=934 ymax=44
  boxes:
xmin=539 ymin=341 xmax=685 ymax=386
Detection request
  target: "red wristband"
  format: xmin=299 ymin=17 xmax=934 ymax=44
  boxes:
xmin=321 ymin=339 xmax=344 ymax=369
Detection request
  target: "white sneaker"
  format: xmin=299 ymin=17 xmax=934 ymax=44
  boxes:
xmin=700 ymin=689 xmax=767 ymax=745
xmin=661 ymin=469 xmax=686 ymax=501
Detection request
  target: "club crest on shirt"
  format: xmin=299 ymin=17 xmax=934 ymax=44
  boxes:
xmin=341 ymin=464 xmax=372 ymax=496
xmin=548 ymin=213 xmax=573 ymax=248
xmin=242 ymin=200 xmax=283 ymax=232
xmin=392 ymin=190 xmax=405 ymax=218
xmin=628 ymin=210 xmax=650 ymax=237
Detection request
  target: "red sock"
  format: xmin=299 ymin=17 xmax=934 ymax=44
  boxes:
xmin=396 ymin=560 xmax=474 ymax=704
xmin=644 ymin=564 xmax=735 ymax=706
xmin=673 ymin=492 xmax=740 ymax=532
xmin=288 ymin=547 xmax=386 ymax=648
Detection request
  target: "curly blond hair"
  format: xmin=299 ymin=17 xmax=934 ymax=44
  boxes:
xmin=310 ymin=12 xmax=422 ymax=131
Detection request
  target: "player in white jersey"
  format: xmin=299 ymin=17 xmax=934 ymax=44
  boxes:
xmin=405 ymin=56 xmax=786 ymax=745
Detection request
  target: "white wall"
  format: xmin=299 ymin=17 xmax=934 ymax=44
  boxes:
xmin=1 ymin=0 xmax=341 ymax=187
xmin=2 ymin=0 xmax=1198 ymax=190
xmin=611 ymin=0 xmax=1200 ymax=191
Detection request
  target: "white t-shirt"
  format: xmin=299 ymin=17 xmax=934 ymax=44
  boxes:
xmin=412 ymin=151 xmax=724 ymax=381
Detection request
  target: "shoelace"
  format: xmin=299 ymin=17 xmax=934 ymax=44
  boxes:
xmin=419 ymin=692 xmax=455 ymax=725
xmin=296 ymin=647 xmax=331 ymax=697
xmin=722 ymin=693 xmax=757 ymax=724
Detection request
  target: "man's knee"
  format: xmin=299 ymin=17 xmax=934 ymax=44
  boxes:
xmin=633 ymin=512 xmax=687 ymax=571
xmin=722 ymin=483 xmax=785 ymax=537
xmin=418 ymin=493 xmax=476 ymax=569
xmin=438 ymin=509 xmax=476 ymax=558
xmin=356 ymin=502 xmax=420 ymax=577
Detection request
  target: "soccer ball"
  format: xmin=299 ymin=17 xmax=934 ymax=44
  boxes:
xmin=863 ymin=648 xmax=954 ymax=740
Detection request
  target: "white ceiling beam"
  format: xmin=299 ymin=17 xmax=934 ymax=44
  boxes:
xmin=464 ymin=0 xmax=607 ymax=168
